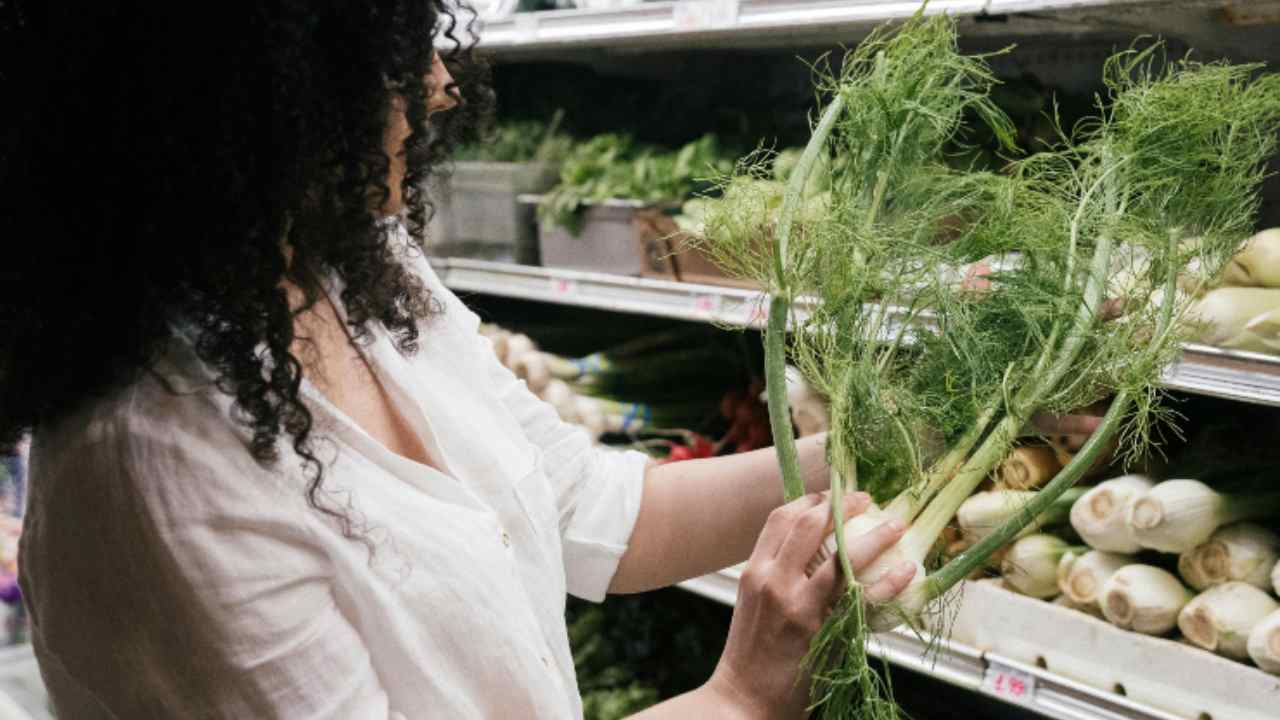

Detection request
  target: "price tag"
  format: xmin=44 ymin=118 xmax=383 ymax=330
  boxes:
xmin=692 ymin=293 xmax=721 ymax=315
xmin=549 ymin=277 xmax=579 ymax=298
xmin=983 ymin=661 xmax=1036 ymax=706
xmin=745 ymin=301 xmax=768 ymax=327
xmin=672 ymin=0 xmax=740 ymax=31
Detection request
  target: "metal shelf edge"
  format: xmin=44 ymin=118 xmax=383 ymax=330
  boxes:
xmin=678 ymin=568 xmax=1190 ymax=720
xmin=471 ymin=0 xmax=1188 ymax=53
xmin=434 ymin=257 xmax=1280 ymax=408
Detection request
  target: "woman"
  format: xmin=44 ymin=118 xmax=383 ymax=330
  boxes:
xmin=2 ymin=3 xmax=917 ymax=717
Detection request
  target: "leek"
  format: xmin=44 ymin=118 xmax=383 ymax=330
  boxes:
xmin=1127 ymin=479 xmax=1280 ymax=553
xmin=1070 ymin=474 xmax=1153 ymax=553
xmin=1002 ymin=534 xmax=1086 ymax=598
xmin=1177 ymin=582 xmax=1279 ymax=659
xmin=1247 ymin=608 xmax=1280 ymax=674
xmin=1177 ymin=523 xmax=1280 ymax=591
xmin=1100 ymin=565 xmax=1193 ymax=635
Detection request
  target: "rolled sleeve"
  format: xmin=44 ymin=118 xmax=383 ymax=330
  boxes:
xmin=449 ymin=300 xmax=649 ymax=601
xmin=557 ymin=445 xmax=648 ymax=601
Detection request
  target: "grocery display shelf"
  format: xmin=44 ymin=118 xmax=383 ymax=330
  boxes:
xmin=432 ymin=256 xmax=803 ymax=329
xmin=678 ymin=567 xmax=1258 ymax=720
xmin=433 ymin=257 xmax=1280 ymax=408
xmin=471 ymin=0 xmax=1248 ymax=56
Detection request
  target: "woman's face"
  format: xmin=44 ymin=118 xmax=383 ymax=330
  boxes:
xmin=379 ymin=51 xmax=458 ymax=217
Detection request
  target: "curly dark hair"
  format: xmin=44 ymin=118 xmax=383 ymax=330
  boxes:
xmin=0 ymin=1 xmax=493 ymax=524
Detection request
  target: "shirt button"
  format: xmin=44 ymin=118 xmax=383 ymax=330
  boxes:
xmin=540 ymin=655 xmax=551 ymax=669
xmin=500 ymin=530 xmax=511 ymax=548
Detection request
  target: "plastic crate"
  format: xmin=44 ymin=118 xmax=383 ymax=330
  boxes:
xmin=427 ymin=161 xmax=560 ymax=264
xmin=524 ymin=196 xmax=652 ymax=275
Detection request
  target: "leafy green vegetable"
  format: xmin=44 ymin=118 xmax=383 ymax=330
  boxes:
xmin=566 ymin=590 xmax=730 ymax=720
xmin=539 ymin=134 xmax=733 ymax=235
xmin=702 ymin=10 xmax=1280 ymax=719
xmin=454 ymin=111 xmax=573 ymax=164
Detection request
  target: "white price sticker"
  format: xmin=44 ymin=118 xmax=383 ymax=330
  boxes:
xmin=672 ymin=0 xmax=740 ymax=31
xmin=982 ymin=661 xmax=1036 ymax=706
xmin=549 ymin=277 xmax=579 ymax=298
xmin=692 ymin=293 xmax=721 ymax=315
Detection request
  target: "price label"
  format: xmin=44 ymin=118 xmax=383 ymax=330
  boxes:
xmin=983 ymin=662 xmax=1036 ymax=705
xmin=745 ymin=301 xmax=768 ymax=327
xmin=692 ymin=293 xmax=721 ymax=315
xmin=672 ymin=0 xmax=740 ymax=31
xmin=549 ymin=277 xmax=579 ymax=298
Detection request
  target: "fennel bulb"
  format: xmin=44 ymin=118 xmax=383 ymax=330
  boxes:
xmin=1070 ymin=475 xmax=1153 ymax=553
xmin=1178 ymin=582 xmax=1278 ymax=659
xmin=1100 ymin=565 xmax=1193 ymax=635
xmin=1002 ymin=534 xmax=1084 ymax=598
xmin=1058 ymin=549 xmax=1130 ymax=607
xmin=1177 ymin=523 xmax=1280 ymax=591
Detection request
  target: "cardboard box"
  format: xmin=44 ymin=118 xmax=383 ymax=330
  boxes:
xmin=631 ymin=208 xmax=759 ymax=290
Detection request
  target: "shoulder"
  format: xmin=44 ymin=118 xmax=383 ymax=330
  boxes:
xmin=28 ymin=341 xmax=307 ymax=528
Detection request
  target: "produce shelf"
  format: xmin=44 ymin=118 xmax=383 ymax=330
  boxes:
xmin=433 ymin=257 xmax=1280 ymax=408
xmin=432 ymin=256 xmax=799 ymax=329
xmin=471 ymin=0 xmax=1240 ymax=56
xmin=678 ymin=568 xmax=1276 ymax=720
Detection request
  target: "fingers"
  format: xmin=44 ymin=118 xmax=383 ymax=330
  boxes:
xmin=776 ymin=491 xmax=871 ymax=573
xmin=750 ymin=492 xmax=826 ymax=565
xmin=842 ymin=517 xmax=907 ymax=573
xmin=862 ymin=561 xmax=918 ymax=604
xmin=1029 ymin=411 xmax=1104 ymax=438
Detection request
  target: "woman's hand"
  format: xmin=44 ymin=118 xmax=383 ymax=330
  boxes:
xmin=707 ymin=491 xmax=916 ymax=718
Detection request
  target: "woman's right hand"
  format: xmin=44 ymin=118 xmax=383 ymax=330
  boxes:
xmin=708 ymin=491 xmax=916 ymax=718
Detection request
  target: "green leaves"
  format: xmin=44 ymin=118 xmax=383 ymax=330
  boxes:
xmin=538 ymin=134 xmax=734 ymax=235
xmin=454 ymin=114 xmax=574 ymax=163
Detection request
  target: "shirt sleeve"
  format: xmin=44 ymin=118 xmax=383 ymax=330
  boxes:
xmin=490 ymin=352 xmax=651 ymax=602
xmin=433 ymin=285 xmax=650 ymax=603
xmin=20 ymin=388 xmax=396 ymax=719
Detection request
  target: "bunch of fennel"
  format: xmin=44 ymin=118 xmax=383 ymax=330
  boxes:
xmin=698 ymin=11 xmax=1280 ymax=717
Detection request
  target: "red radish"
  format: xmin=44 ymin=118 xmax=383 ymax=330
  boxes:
xmin=689 ymin=434 xmax=715 ymax=458
xmin=667 ymin=445 xmax=695 ymax=462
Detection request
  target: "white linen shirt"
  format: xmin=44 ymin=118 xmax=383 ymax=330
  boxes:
xmin=18 ymin=228 xmax=650 ymax=719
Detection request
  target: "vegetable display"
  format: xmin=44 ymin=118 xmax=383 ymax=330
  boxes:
xmin=454 ymin=111 xmax=574 ymax=164
xmin=1126 ymin=479 xmax=1280 ymax=554
xmin=1100 ymin=564 xmax=1193 ymax=635
xmin=538 ymin=134 xmax=733 ymax=235
xmin=696 ymin=9 xmax=1280 ymax=714
xmin=1177 ymin=582 xmax=1279 ymax=659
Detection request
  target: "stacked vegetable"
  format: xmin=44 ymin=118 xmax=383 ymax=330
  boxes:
xmin=1184 ymin=228 xmax=1280 ymax=355
xmin=696 ymin=10 xmax=1280 ymax=718
xmin=538 ymin=134 xmax=734 ymax=235
xmin=479 ymin=323 xmax=777 ymax=462
xmin=454 ymin=111 xmax=574 ymax=164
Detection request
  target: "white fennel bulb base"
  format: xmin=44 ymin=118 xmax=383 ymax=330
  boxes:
xmin=1003 ymin=534 xmax=1080 ymax=599
xmin=1070 ymin=474 xmax=1152 ymax=553
xmin=1128 ymin=479 xmax=1239 ymax=553
xmin=1177 ymin=582 xmax=1279 ymax=659
xmin=1178 ymin=523 xmax=1280 ymax=591
xmin=1101 ymin=565 xmax=1193 ymax=635
xmin=1058 ymin=550 xmax=1130 ymax=607
xmin=1247 ymin=608 xmax=1280 ymax=674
